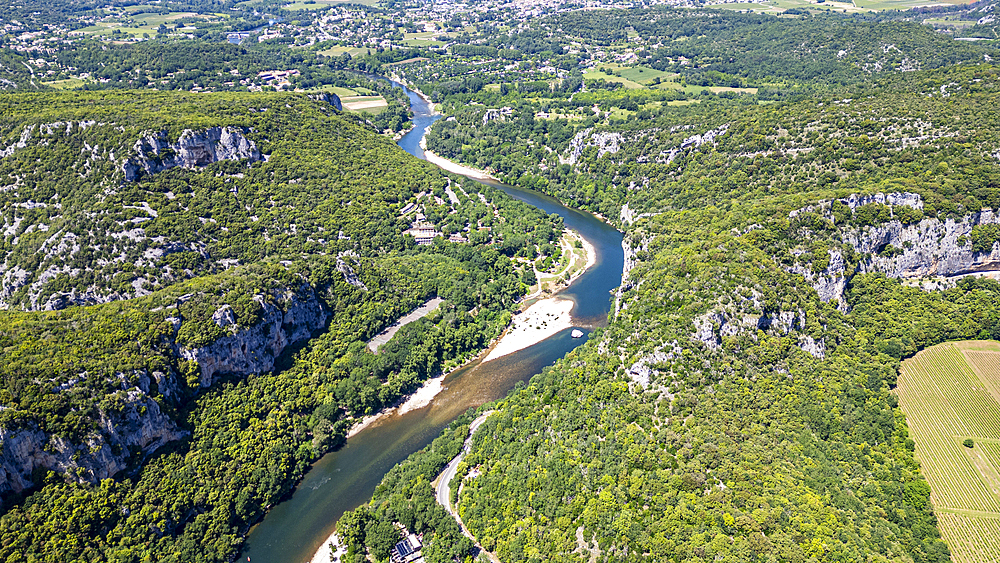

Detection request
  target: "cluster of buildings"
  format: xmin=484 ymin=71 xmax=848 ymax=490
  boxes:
xmin=1 ymin=24 xmax=70 ymax=54
xmin=253 ymin=69 xmax=301 ymax=91
xmin=400 ymin=193 xmax=470 ymax=245
xmin=311 ymin=8 xmax=410 ymax=49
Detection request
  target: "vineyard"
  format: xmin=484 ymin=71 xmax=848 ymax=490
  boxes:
xmin=897 ymin=341 xmax=1000 ymax=563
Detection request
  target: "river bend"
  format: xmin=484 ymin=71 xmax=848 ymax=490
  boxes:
xmin=241 ymin=79 xmax=624 ymax=563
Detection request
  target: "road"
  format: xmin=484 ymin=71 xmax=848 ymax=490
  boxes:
xmin=434 ymin=410 xmax=500 ymax=563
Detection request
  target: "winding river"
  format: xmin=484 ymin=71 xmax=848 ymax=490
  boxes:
xmin=241 ymin=80 xmax=624 ymax=563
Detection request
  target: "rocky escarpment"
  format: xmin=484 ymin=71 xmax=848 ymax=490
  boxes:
xmin=788 ymin=193 xmax=1000 ymax=309
xmin=122 ymin=126 xmax=262 ymax=181
xmin=693 ymin=307 xmax=827 ymax=359
xmin=562 ymin=124 xmax=730 ymax=167
xmin=0 ymin=284 xmax=328 ymax=506
xmin=614 ymin=231 xmax=648 ymax=317
xmin=852 ymin=209 xmax=1000 ymax=278
xmin=0 ymin=371 xmax=185 ymax=503
xmin=308 ymin=92 xmax=343 ymax=112
xmin=178 ymin=284 xmax=328 ymax=387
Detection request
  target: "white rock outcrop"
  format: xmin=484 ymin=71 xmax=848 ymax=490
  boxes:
xmin=178 ymin=285 xmax=328 ymax=387
xmin=0 ymin=380 xmax=185 ymax=503
xmin=122 ymin=127 xmax=262 ymax=181
xmin=0 ymin=283 xmax=328 ymax=506
xmin=786 ymin=193 xmax=1000 ymax=307
xmin=850 ymin=209 xmax=1000 ymax=278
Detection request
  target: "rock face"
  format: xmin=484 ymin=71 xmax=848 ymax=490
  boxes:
xmin=787 ymin=193 xmax=1000 ymax=307
xmin=0 ymin=284 xmax=328 ymax=506
xmin=789 ymin=191 xmax=922 ymax=219
xmin=787 ymin=249 xmax=849 ymax=309
xmin=0 ymin=373 xmax=185 ymax=502
xmin=691 ymin=308 xmax=826 ymax=358
xmin=179 ymin=284 xmax=328 ymax=387
xmin=122 ymin=127 xmax=262 ymax=181
xmin=614 ymin=232 xmax=647 ymax=317
xmin=851 ymin=209 xmax=1000 ymax=278
xmin=565 ymin=124 xmax=730 ymax=166
xmin=308 ymin=92 xmax=343 ymax=112
xmin=336 ymin=254 xmax=367 ymax=291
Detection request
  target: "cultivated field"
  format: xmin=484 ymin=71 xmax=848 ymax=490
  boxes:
xmin=710 ymin=0 xmax=971 ymax=14
xmin=897 ymin=341 xmax=1000 ymax=563
xmin=340 ymin=95 xmax=388 ymax=113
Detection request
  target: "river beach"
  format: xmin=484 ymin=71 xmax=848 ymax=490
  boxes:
xmin=484 ymin=298 xmax=575 ymax=362
xmin=241 ymin=75 xmax=624 ymax=563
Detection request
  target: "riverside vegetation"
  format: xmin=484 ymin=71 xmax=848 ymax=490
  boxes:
xmin=1 ymin=3 xmax=1000 ymax=563
xmin=0 ymin=90 xmax=564 ymax=561
xmin=337 ymin=14 xmax=1000 ymax=563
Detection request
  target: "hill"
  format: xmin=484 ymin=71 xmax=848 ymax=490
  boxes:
xmin=340 ymin=64 xmax=1000 ymax=563
xmin=0 ymin=90 xmax=563 ymax=561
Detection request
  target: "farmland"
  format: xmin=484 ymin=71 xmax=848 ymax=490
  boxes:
xmin=897 ymin=341 xmax=1000 ymax=563
xmin=710 ymin=0 xmax=971 ymax=13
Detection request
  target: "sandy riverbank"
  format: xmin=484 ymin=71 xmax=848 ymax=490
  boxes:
xmin=309 ymin=531 xmax=346 ymax=563
xmin=345 ymin=372 xmax=449 ymax=439
xmin=483 ymin=229 xmax=597 ymax=362
xmin=580 ymin=235 xmax=597 ymax=272
xmin=560 ymin=230 xmax=597 ymax=286
xmin=420 ymin=142 xmax=497 ymax=182
xmin=483 ymin=297 xmax=576 ymax=362
xmin=397 ymin=372 xmax=447 ymax=415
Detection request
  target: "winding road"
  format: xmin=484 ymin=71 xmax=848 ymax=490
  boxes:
xmin=435 ymin=410 xmax=500 ymax=563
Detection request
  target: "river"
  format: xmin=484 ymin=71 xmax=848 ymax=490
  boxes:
xmin=240 ymin=79 xmax=624 ymax=563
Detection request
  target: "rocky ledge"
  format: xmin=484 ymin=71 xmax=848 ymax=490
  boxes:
xmin=0 ymin=372 xmax=185 ymax=504
xmin=178 ymin=284 xmax=329 ymax=388
xmin=791 ymin=194 xmax=1000 ymax=308
xmin=0 ymin=283 xmax=328 ymax=506
xmin=122 ymin=126 xmax=262 ymax=181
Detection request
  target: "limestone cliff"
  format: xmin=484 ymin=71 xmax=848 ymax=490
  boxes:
xmin=178 ymin=284 xmax=328 ymax=387
xmin=0 ymin=283 xmax=328 ymax=506
xmin=122 ymin=126 xmax=262 ymax=181
xmin=308 ymin=92 xmax=343 ymax=112
xmin=852 ymin=209 xmax=1000 ymax=278
xmin=0 ymin=372 xmax=184 ymax=502
xmin=689 ymin=192 xmax=999 ymax=359
xmin=788 ymin=193 xmax=1000 ymax=308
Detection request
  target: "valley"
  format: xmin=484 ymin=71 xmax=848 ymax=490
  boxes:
xmin=1 ymin=0 xmax=1000 ymax=562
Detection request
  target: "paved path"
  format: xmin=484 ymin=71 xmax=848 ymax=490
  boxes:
xmin=435 ymin=411 xmax=500 ymax=563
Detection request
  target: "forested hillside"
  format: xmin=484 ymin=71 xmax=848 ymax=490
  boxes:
xmin=547 ymin=9 xmax=996 ymax=82
xmin=428 ymin=65 xmax=1000 ymax=222
xmin=0 ymin=90 xmax=563 ymax=561
xmin=342 ymin=64 xmax=1000 ymax=562
xmin=3 ymin=0 xmax=1000 ymax=561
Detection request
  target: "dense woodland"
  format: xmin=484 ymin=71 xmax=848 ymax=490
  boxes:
xmin=342 ymin=65 xmax=1000 ymax=563
xmin=426 ymin=65 xmax=1000 ymax=222
xmin=1 ymin=2 xmax=1000 ymax=563
xmin=340 ymin=23 xmax=1000 ymax=563
xmin=0 ymin=90 xmax=562 ymax=561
